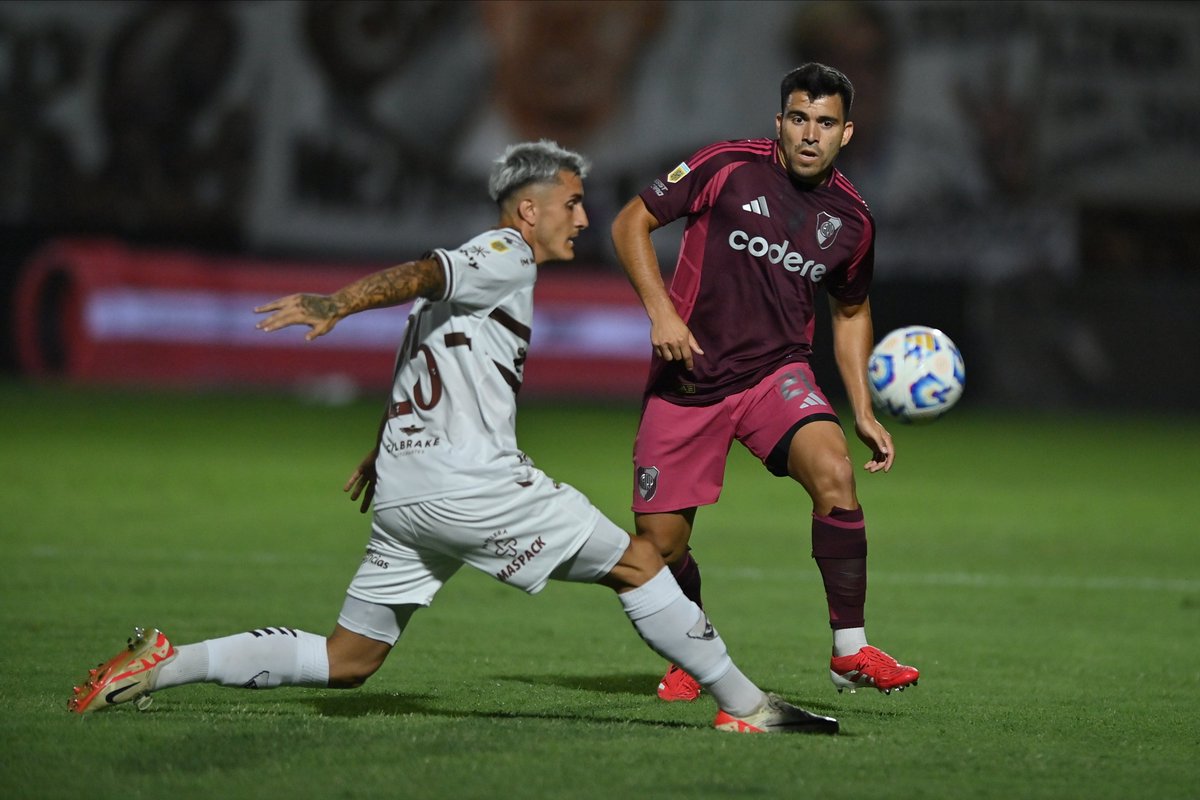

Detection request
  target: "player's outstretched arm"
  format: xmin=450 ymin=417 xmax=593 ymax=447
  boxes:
xmin=611 ymin=197 xmax=704 ymax=370
xmin=255 ymin=258 xmax=445 ymax=341
xmin=830 ymin=296 xmax=895 ymax=473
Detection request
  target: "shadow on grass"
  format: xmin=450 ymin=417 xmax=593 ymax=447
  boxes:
xmin=497 ymin=672 xmax=873 ymax=720
xmin=493 ymin=671 xmax=652 ymax=695
xmin=322 ymin=672 xmax=876 ymax=732
xmin=307 ymin=691 xmax=696 ymax=729
xmin=786 ymin=690 xmax=925 ymax=723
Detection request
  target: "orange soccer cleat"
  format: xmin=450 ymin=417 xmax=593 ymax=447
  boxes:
xmin=714 ymin=693 xmax=839 ymax=735
xmin=68 ymin=627 xmax=175 ymax=713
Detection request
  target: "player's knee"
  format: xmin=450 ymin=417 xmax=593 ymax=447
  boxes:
xmin=826 ymin=453 xmax=856 ymax=491
xmin=626 ymin=535 xmax=665 ymax=572
xmin=627 ymin=537 xmax=669 ymax=587
xmin=640 ymin=535 xmax=687 ymax=564
xmin=325 ymin=629 xmax=391 ymax=689
xmin=600 ymin=536 xmax=666 ymax=592
xmin=635 ymin=519 xmax=691 ymax=563
xmin=327 ymin=654 xmax=384 ymax=689
xmin=796 ymin=452 xmax=856 ymax=500
xmin=661 ymin=541 xmax=692 ymax=565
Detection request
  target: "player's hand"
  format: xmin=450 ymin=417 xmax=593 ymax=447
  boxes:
xmin=255 ymin=293 xmax=342 ymax=341
xmin=855 ymin=416 xmax=895 ymax=473
xmin=344 ymin=448 xmax=378 ymax=514
xmin=649 ymin=310 xmax=704 ymax=372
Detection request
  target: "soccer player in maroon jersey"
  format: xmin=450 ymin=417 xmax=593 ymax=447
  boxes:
xmin=611 ymin=63 xmax=919 ymax=700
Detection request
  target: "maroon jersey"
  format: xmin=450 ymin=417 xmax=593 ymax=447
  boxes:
xmin=638 ymin=137 xmax=874 ymax=404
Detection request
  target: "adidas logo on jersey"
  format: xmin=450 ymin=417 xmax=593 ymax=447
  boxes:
xmin=741 ymin=195 xmax=770 ymax=217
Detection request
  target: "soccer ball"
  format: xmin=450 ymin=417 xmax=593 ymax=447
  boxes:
xmin=868 ymin=326 xmax=965 ymax=424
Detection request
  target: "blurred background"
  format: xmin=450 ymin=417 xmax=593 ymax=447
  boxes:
xmin=2 ymin=0 xmax=1197 ymax=409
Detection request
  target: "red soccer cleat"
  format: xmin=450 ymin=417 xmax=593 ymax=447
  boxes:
xmin=829 ymin=645 xmax=919 ymax=694
xmin=656 ymin=663 xmax=702 ymax=702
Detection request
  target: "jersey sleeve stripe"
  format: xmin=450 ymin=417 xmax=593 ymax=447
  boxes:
xmin=830 ymin=170 xmax=867 ymax=207
xmin=424 ymin=249 xmax=454 ymax=300
xmin=848 ymin=207 xmax=873 ymax=268
xmin=684 ymin=138 xmax=774 ymax=170
xmin=692 ymin=161 xmax=743 ymax=215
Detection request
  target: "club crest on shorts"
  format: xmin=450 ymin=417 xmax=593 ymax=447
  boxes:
xmin=636 ymin=466 xmax=659 ymax=501
xmin=815 ymin=211 xmax=843 ymax=250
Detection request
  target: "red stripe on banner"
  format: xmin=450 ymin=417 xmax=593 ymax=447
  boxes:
xmin=13 ymin=238 xmax=650 ymax=398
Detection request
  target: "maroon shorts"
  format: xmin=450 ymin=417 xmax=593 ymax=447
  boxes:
xmin=632 ymin=362 xmax=839 ymax=513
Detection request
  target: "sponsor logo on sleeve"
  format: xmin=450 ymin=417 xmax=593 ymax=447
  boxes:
xmin=666 ymin=162 xmax=691 ymax=183
xmin=459 ymin=244 xmax=489 ymax=268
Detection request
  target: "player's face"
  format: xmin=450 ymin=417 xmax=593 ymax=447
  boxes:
xmin=775 ymin=91 xmax=854 ymax=185
xmin=530 ymin=170 xmax=588 ymax=263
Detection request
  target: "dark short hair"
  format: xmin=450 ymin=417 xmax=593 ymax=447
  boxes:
xmin=779 ymin=63 xmax=854 ymax=117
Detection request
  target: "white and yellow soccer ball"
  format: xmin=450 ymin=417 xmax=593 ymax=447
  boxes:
xmin=868 ymin=326 xmax=965 ymax=424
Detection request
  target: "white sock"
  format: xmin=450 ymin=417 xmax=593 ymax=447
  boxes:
xmin=156 ymin=627 xmax=329 ymax=690
xmin=620 ymin=567 xmax=765 ymax=716
xmin=153 ymin=642 xmax=209 ymax=690
xmin=833 ymin=627 xmax=869 ymax=657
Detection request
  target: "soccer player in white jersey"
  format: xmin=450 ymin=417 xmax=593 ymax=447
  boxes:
xmin=67 ymin=140 xmax=838 ymax=735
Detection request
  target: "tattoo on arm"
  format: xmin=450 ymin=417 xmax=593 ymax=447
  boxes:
xmin=334 ymin=260 xmax=445 ymax=315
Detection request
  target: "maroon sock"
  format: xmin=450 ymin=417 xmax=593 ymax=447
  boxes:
xmin=811 ymin=506 xmax=867 ymax=630
xmin=670 ymin=550 xmax=704 ymax=609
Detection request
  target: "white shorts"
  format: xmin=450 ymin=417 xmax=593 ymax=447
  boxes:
xmin=346 ymin=471 xmax=627 ymax=607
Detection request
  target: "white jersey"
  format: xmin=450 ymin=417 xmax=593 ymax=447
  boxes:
xmin=372 ymin=227 xmax=539 ymax=508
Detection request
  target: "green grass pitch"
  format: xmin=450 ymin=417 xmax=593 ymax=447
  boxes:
xmin=0 ymin=380 xmax=1196 ymax=799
